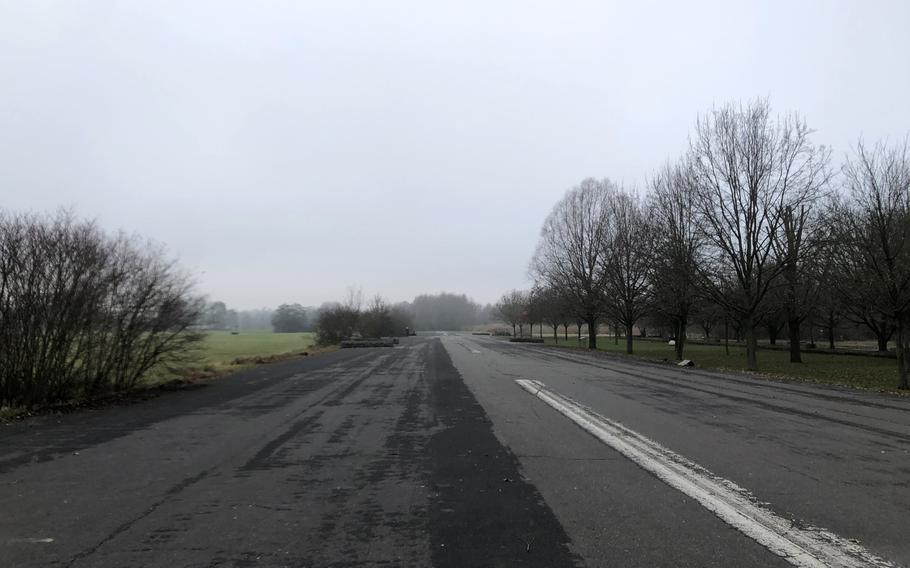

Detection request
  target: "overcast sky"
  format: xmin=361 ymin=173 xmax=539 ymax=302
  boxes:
xmin=1 ymin=1 xmax=908 ymax=309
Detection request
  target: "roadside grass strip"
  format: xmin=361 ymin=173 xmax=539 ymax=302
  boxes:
xmin=515 ymin=379 xmax=894 ymax=568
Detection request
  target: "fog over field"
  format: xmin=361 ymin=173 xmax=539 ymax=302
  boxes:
xmin=1 ymin=1 xmax=908 ymax=308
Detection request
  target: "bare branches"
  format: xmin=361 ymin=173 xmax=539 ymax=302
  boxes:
xmin=690 ymin=99 xmax=830 ymax=370
xmin=0 ymin=210 xmax=204 ymax=407
xmin=648 ymin=159 xmax=703 ymax=360
xmin=827 ymin=137 xmax=910 ymax=387
xmin=603 ymin=189 xmax=655 ymax=354
xmin=494 ymin=290 xmax=528 ymax=337
xmin=531 ymin=178 xmax=617 ymax=348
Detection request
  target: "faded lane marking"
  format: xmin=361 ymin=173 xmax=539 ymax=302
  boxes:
xmin=7 ymin=538 xmax=55 ymax=544
xmin=456 ymin=341 xmax=482 ymax=354
xmin=516 ymin=379 xmax=893 ymax=568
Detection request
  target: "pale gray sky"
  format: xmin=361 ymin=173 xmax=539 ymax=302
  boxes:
xmin=1 ymin=1 xmax=908 ymax=309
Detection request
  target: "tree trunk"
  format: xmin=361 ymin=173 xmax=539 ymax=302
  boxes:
xmin=539 ymin=321 xmax=543 ymax=339
xmin=877 ymin=333 xmax=889 ymax=352
xmin=614 ymin=323 xmax=619 ymax=345
xmin=511 ymin=323 xmax=516 ymax=337
xmin=744 ymin=315 xmax=758 ymax=371
xmin=898 ymin=319 xmax=909 ymax=390
xmin=768 ymin=323 xmax=778 ymax=345
xmin=552 ymin=326 xmax=558 ymax=343
xmin=529 ymin=322 xmax=534 ymax=337
xmin=587 ymin=318 xmax=598 ymax=349
xmin=724 ymin=317 xmax=730 ymax=356
xmin=827 ymin=320 xmax=835 ymax=350
xmin=675 ymin=317 xmax=686 ymax=361
xmin=563 ymin=323 xmax=568 ymax=341
xmin=788 ymin=318 xmax=802 ymax=363
xmin=519 ymin=323 xmax=524 ymax=337
xmin=625 ymin=323 xmax=633 ymax=354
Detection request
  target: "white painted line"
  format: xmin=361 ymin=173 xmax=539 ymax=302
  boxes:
xmin=470 ymin=349 xmax=481 ymax=354
xmin=515 ymin=379 xmax=893 ymax=568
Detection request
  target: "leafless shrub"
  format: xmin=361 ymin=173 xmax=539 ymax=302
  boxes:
xmin=0 ymin=210 xmax=204 ymax=408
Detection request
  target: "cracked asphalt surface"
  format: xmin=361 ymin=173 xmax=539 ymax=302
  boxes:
xmin=1 ymin=334 xmax=908 ymax=567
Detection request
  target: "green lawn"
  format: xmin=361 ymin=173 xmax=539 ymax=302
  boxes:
xmin=145 ymin=330 xmax=316 ymax=386
xmin=198 ymin=330 xmax=315 ymax=366
xmin=542 ymin=336 xmax=904 ymax=392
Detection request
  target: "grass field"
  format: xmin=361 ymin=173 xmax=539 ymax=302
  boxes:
xmin=146 ymin=330 xmax=317 ymax=386
xmin=541 ymin=336 xmax=905 ymax=392
xmin=198 ymin=330 xmax=315 ymax=367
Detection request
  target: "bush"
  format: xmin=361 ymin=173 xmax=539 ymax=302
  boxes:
xmin=0 ymin=210 xmax=204 ymax=408
xmin=314 ymin=305 xmax=360 ymax=346
xmin=315 ymin=295 xmax=414 ymax=345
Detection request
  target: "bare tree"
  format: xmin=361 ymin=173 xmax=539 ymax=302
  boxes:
xmin=532 ymin=178 xmax=616 ymax=349
xmin=534 ymin=285 xmax=572 ymax=343
xmin=648 ymin=160 xmax=703 ymax=360
xmin=772 ymin=166 xmax=831 ymax=362
xmin=494 ymin=290 xmax=527 ymax=337
xmin=690 ymin=99 xmax=828 ymax=370
xmin=828 ymin=138 xmax=910 ymax=389
xmin=604 ymin=189 xmax=655 ymax=354
xmin=807 ymin=235 xmax=844 ymax=350
xmin=821 ymin=197 xmax=895 ymax=352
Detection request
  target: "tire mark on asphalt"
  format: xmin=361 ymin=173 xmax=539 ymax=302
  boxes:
xmin=238 ymin=351 xmax=395 ymax=472
xmin=62 ymin=349 xmax=400 ymax=566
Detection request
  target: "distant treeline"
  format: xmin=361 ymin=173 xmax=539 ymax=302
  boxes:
xmin=311 ymin=291 xmax=495 ymax=345
xmin=0 ymin=210 xmax=203 ymax=408
xmin=199 ymin=303 xmax=310 ymax=333
xmin=409 ymin=292 xmax=494 ymax=331
xmin=202 ymin=292 xmax=496 ymax=340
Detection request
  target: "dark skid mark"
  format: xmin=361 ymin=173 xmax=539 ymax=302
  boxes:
xmin=238 ymin=411 xmax=324 ymax=472
xmin=425 ymin=339 xmax=581 ymax=567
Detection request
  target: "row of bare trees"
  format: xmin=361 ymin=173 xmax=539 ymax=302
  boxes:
xmin=499 ymin=98 xmax=910 ymax=389
xmin=0 ymin=210 xmax=205 ymax=408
